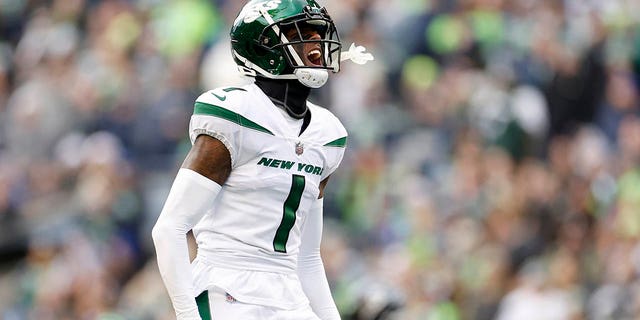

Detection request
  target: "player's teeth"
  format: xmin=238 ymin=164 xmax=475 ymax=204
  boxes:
xmin=307 ymin=49 xmax=321 ymax=60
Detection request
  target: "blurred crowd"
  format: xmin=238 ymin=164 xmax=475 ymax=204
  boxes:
xmin=0 ymin=0 xmax=639 ymax=319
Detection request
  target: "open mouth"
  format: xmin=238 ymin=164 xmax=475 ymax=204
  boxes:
xmin=306 ymin=48 xmax=323 ymax=66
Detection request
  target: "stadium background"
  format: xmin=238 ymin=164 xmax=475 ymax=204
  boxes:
xmin=1 ymin=0 xmax=640 ymax=319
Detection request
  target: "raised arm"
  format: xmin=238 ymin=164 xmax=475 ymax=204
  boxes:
xmin=151 ymin=135 xmax=231 ymax=319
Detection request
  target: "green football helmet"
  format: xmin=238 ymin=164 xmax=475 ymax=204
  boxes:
xmin=230 ymin=0 xmax=342 ymax=88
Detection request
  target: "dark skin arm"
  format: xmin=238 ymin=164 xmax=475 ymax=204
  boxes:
xmin=182 ymin=135 xmax=232 ymax=185
xmin=182 ymin=135 xmax=231 ymax=261
xmin=318 ymin=175 xmax=330 ymax=199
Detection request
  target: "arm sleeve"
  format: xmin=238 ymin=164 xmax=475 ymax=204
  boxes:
xmin=297 ymin=198 xmax=341 ymax=320
xmin=152 ymin=168 xmax=222 ymax=320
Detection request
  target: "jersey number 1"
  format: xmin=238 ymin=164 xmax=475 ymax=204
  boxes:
xmin=273 ymin=175 xmax=305 ymax=253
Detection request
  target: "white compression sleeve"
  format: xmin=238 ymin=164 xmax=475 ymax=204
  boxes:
xmin=152 ymin=168 xmax=221 ymax=320
xmin=297 ymin=198 xmax=341 ymax=320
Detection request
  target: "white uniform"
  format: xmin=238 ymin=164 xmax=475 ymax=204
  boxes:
xmin=187 ymin=84 xmax=347 ymax=312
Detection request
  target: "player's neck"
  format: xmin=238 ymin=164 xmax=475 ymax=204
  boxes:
xmin=255 ymin=77 xmax=310 ymax=119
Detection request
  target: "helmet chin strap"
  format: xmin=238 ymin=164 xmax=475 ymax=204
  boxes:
xmin=294 ymin=68 xmax=329 ymax=88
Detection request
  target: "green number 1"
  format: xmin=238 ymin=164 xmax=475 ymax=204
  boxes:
xmin=273 ymin=175 xmax=306 ymax=253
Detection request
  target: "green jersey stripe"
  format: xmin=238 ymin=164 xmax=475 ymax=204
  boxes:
xmin=194 ymin=102 xmax=274 ymax=135
xmin=222 ymin=87 xmax=247 ymax=92
xmin=324 ymin=136 xmax=347 ymax=147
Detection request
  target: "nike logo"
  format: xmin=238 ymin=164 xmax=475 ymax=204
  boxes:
xmin=210 ymin=87 xmax=246 ymax=101
xmin=211 ymin=92 xmax=226 ymax=101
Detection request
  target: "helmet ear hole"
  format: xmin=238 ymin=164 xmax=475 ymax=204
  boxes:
xmin=253 ymin=43 xmax=270 ymax=57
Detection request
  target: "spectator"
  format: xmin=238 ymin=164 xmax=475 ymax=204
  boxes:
xmin=0 ymin=0 xmax=639 ymax=319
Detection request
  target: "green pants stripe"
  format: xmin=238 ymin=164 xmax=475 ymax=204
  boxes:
xmin=196 ymin=291 xmax=211 ymax=320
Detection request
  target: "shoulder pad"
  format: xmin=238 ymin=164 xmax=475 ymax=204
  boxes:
xmin=192 ymin=85 xmax=275 ymax=139
xmin=195 ymin=86 xmax=250 ymax=111
xmin=307 ymin=102 xmax=348 ymax=148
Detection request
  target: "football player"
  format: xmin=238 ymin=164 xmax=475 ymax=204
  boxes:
xmin=151 ymin=0 xmax=372 ymax=319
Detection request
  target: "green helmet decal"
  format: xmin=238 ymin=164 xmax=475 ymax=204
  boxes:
xmin=230 ymin=0 xmax=341 ymax=82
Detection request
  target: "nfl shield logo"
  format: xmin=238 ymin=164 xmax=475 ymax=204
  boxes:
xmin=295 ymin=142 xmax=304 ymax=155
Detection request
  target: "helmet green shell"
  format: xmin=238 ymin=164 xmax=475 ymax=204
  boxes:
xmin=230 ymin=0 xmax=339 ymax=78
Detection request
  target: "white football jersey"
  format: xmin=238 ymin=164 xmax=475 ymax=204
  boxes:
xmin=188 ymin=83 xmax=347 ymax=308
